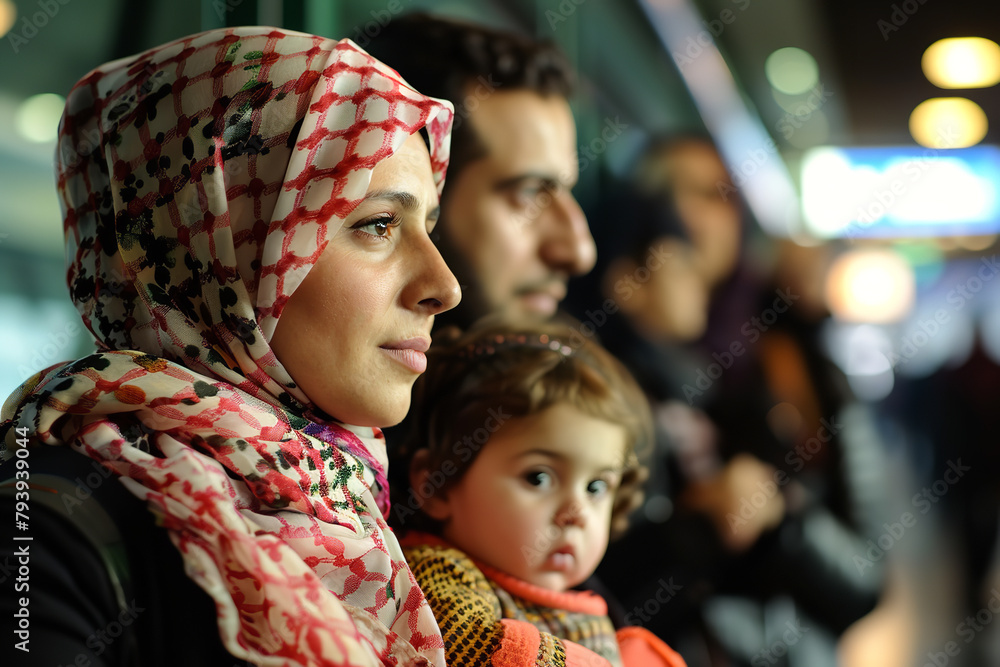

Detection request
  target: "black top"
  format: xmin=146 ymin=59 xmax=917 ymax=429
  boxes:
xmin=0 ymin=445 xmax=234 ymax=667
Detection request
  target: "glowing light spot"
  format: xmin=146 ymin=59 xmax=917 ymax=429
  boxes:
xmin=825 ymin=249 xmax=915 ymax=323
xmin=909 ymin=97 xmax=988 ymax=149
xmin=923 ymin=37 xmax=1000 ymax=89
xmin=765 ymin=47 xmax=819 ymax=95
xmin=15 ymin=93 xmax=66 ymax=143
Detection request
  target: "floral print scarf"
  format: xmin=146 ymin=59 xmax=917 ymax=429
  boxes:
xmin=1 ymin=27 xmax=453 ymax=667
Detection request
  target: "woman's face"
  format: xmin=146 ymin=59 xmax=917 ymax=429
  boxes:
xmin=270 ymin=133 xmax=461 ymax=426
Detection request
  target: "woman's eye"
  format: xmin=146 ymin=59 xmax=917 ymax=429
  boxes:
xmin=587 ymin=479 xmax=609 ymax=496
xmin=524 ymin=471 xmax=552 ymax=488
xmin=352 ymin=214 xmax=399 ymax=239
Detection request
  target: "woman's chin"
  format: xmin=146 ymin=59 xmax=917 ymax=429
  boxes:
xmin=312 ymin=396 xmax=410 ymax=428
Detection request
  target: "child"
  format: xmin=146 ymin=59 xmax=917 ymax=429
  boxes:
xmin=391 ymin=319 xmax=687 ymax=667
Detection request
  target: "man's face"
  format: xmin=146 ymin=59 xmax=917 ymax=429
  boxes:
xmin=438 ymin=89 xmax=596 ymax=323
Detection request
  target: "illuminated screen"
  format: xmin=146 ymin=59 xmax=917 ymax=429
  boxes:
xmin=800 ymin=145 xmax=1000 ymax=238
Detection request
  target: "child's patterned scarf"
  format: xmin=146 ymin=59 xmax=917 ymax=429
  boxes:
xmin=1 ymin=27 xmax=452 ymax=667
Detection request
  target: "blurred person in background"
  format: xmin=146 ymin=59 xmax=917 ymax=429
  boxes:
xmin=570 ymin=137 xmax=888 ymax=667
xmin=366 ymin=13 xmax=595 ymax=330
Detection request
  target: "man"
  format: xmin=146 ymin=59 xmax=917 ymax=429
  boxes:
xmin=366 ymin=14 xmax=596 ymax=326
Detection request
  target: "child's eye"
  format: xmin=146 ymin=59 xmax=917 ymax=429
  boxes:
xmin=587 ymin=479 xmax=609 ymax=496
xmin=352 ymin=214 xmax=399 ymax=239
xmin=524 ymin=471 xmax=552 ymax=488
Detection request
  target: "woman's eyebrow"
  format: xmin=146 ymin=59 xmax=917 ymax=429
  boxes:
xmin=363 ymin=189 xmax=439 ymax=221
xmin=364 ymin=189 xmax=419 ymax=210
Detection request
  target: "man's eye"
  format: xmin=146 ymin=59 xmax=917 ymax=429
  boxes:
xmin=519 ymin=186 xmax=543 ymax=201
xmin=524 ymin=471 xmax=552 ymax=488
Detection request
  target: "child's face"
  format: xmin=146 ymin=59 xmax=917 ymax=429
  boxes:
xmin=433 ymin=402 xmax=628 ymax=591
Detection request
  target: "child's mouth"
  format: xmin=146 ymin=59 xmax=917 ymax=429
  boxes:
xmin=544 ymin=547 xmax=576 ymax=571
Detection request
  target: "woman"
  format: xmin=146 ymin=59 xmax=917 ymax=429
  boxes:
xmin=1 ymin=27 xmax=460 ymax=666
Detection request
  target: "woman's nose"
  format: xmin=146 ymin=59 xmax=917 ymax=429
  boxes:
xmin=409 ymin=235 xmax=462 ymax=315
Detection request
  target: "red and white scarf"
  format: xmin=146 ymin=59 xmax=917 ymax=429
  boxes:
xmin=2 ymin=26 xmax=452 ymax=666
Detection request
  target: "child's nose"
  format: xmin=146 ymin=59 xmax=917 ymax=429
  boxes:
xmin=554 ymin=499 xmax=586 ymax=528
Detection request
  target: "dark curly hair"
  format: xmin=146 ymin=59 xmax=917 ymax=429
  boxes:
xmin=390 ymin=318 xmax=651 ymax=540
xmin=363 ymin=12 xmax=575 ymax=183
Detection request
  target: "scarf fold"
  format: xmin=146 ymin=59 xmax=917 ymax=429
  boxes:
xmin=2 ymin=26 xmax=453 ymax=667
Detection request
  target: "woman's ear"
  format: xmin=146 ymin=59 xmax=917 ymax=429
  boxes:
xmin=409 ymin=449 xmax=452 ymax=521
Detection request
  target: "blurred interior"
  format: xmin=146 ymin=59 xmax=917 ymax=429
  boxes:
xmin=3 ymin=1 xmax=1000 ymax=665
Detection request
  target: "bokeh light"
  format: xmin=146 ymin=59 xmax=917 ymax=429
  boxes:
xmin=825 ymin=248 xmax=916 ymax=323
xmin=765 ymin=47 xmax=820 ymax=95
xmin=14 ymin=93 xmax=65 ymax=143
xmin=922 ymin=37 xmax=1000 ymax=89
xmin=0 ymin=0 xmax=15 ymax=38
xmin=909 ymin=97 xmax=988 ymax=149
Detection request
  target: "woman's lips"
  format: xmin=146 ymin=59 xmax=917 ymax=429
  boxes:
xmin=380 ymin=337 xmax=430 ymax=373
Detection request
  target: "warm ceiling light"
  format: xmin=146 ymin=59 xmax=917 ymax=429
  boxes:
xmin=765 ymin=47 xmax=819 ymax=96
xmin=909 ymin=97 xmax=988 ymax=149
xmin=922 ymin=37 xmax=1000 ymax=89
xmin=0 ymin=0 xmax=15 ymax=38
xmin=825 ymin=249 xmax=915 ymax=324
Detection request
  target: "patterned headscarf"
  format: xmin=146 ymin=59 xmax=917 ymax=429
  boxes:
xmin=2 ymin=27 xmax=453 ymax=666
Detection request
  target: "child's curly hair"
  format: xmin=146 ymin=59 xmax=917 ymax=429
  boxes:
xmin=390 ymin=317 xmax=652 ymax=539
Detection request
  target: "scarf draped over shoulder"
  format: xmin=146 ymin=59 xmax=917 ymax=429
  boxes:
xmin=1 ymin=26 xmax=453 ymax=667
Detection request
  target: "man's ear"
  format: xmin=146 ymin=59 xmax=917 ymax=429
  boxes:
xmin=410 ymin=449 xmax=452 ymax=521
